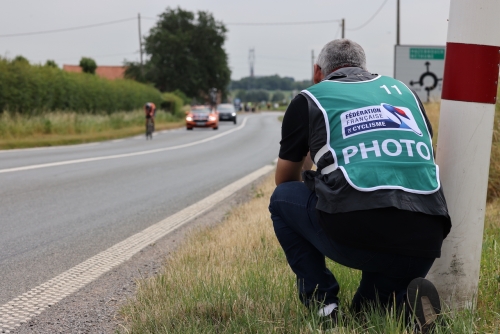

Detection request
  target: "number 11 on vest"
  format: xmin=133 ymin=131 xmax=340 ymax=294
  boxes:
xmin=380 ymin=85 xmax=402 ymax=95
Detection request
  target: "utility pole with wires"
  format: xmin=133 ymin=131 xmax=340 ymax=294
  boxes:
xmin=341 ymin=18 xmax=345 ymax=38
xmin=396 ymin=0 xmax=400 ymax=45
xmin=249 ymin=48 xmax=255 ymax=78
xmin=137 ymin=13 xmax=144 ymax=73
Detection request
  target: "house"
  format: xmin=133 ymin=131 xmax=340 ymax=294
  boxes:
xmin=63 ymin=65 xmax=127 ymax=80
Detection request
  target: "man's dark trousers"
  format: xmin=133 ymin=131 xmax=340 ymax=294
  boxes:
xmin=269 ymin=181 xmax=436 ymax=312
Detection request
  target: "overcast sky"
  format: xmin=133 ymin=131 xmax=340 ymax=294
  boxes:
xmin=0 ymin=0 xmax=451 ymax=81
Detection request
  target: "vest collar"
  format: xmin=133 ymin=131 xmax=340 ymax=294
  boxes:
xmin=323 ymin=67 xmax=376 ymax=82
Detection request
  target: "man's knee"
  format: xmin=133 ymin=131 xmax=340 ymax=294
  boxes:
xmin=271 ymin=181 xmax=306 ymax=200
xmin=269 ymin=181 xmax=311 ymax=220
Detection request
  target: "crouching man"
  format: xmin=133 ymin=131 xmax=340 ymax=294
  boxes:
xmin=269 ymin=39 xmax=451 ymax=332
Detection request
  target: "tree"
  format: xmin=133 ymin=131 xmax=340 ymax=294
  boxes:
xmin=231 ymin=75 xmax=311 ymax=91
xmin=272 ymin=91 xmax=285 ymax=102
xmin=245 ymin=90 xmax=269 ymax=102
xmin=45 ymin=60 xmax=58 ymax=68
xmin=135 ymin=7 xmax=230 ymax=100
xmin=79 ymin=57 xmax=97 ymax=74
xmin=12 ymin=55 xmax=29 ymax=65
xmin=234 ymin=89 xmax=247 ymax=101
xmin=124 ymin=61 xmax=147 ymax=82
xmin=172 ymin=89 xmax=191 ymax=104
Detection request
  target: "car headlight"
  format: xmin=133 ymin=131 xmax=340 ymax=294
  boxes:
xmin=231 ymin=113 xmax=236 ymax=116
xmin=186 ymin=116 xmax=193 ymax=121
xmin=209 ymin=116 xmax=217 ymax=121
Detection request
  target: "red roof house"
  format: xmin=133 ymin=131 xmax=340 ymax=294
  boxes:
xmin=63 ymin=65 xmax=127 ymax=80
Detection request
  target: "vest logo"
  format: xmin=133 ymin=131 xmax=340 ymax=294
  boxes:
xmin=341 ymin=103 xmax=423 ymax=139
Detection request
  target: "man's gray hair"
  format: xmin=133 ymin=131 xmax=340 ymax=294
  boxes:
xmin=316 ymin=39 xmax=367 ymax=76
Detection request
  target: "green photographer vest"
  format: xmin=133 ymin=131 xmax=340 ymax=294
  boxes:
xmin=302 ymin=75 xmax=440 ymax=194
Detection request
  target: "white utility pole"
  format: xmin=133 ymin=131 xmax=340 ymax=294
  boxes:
xmin=427 ymin=0 xmax=500 ymax=309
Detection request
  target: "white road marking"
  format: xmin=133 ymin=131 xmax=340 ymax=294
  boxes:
xmin=110 ymin=139 xmax=125 ymax=143
xmin=0 ymin=162 xmax=274 ymax=333
xmin=0 ymin=118 xmax=248 ymax=174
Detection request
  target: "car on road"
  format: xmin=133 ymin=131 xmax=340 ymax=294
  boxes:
xmin=186 ymin=106 xmax=219 ymax=130
xmin=217 ymin=103 xmax=237 ymax=124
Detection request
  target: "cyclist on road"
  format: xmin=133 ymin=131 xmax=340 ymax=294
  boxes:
xmin=144 ymin=102 xmax=156 ymax=129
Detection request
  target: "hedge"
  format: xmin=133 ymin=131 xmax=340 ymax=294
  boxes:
xmin=161 ymin=92 xmax=185 ymax=117
xmin=0 ymin=59 xmax=163 ymax=114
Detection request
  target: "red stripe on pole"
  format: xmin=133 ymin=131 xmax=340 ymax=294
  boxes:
xmin=441 ymin=43 xmax=500 ymax=104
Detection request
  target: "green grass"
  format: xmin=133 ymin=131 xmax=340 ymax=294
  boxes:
xmin=0 ymin=110 xmax=184 ymax=149
xmin=118 ymin=174 xmax=500 ymax=333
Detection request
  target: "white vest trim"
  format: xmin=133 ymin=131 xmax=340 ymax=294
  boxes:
xmin=314 ymin=144 xmax=330 ymax=165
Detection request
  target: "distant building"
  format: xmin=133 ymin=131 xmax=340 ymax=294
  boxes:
xmin=63 ymin=65 xmax=127 ymax=80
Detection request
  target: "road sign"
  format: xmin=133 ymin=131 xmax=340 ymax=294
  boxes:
xmin=394 ymin=45 xmax=446 ymax=103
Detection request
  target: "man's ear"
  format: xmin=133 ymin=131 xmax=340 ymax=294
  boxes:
xmin=313 ymin=64 xmax=324 ymax=84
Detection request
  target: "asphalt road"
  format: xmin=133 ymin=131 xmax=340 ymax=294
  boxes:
xmin=0 ymin=112 xmax=281 ymax=306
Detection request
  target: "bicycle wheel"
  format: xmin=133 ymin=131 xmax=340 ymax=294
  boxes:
xmin=146 ymin=120 xmax=153 ymax=139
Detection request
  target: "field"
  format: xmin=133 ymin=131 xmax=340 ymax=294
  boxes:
xmin=0 ymin=110 xmax=184 ymax=149
xmin=118 ymin=102 xmax=500 ymax=333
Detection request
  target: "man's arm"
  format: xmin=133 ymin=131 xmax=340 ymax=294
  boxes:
xmin=275 ymin=157 xmax=305 ymax=185
xmin=276 ymin=94 xmax=310 ymax=185
xmin=302 ymin=151 xmax=313 ymax=171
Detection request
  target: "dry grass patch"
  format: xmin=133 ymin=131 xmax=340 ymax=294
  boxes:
xmin=119 ymin=173 xmax=500 ymax=333
xmin=120 ymin=175 xmax=305 ymax=333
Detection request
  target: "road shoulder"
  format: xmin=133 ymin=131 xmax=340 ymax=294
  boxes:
xmin=12 ymin=172 xmax=271 ymax=334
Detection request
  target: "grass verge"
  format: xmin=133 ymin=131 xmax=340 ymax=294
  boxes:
xmin=0 ymin=110 xmax=184 ymax=149
xmin=119 ymin=173 xmax=500 ymax=333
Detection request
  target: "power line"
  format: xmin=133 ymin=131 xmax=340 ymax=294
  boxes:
xmin=334 ymin=24 xmax=341 ymax=39
xmin=144 ymin=16 xmax=341 ymax=26
xmin=346 ymin=0 xmax=389 ymax=31
xmin=0 ymin=4 xmax=384 ymax=39
xmin=54 ymin=51 xmax=139 ymax=62
xmin=231 ymin=55 xmax=307 ymax=63
xmin=226 ymin=19 xmax=341 ymax=26
xmin=0 ymin=18 xmax=136 ymax=38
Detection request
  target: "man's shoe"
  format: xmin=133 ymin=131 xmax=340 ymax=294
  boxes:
xmin=407 ymin=278 xmax=441 ymax=333
xmin=317 ymin=302 xmax=340 ymax=328
xmin=318 ymin=302 xmax=338 ymax=318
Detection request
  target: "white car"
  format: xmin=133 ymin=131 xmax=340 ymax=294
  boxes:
xmin=217 ymin=104 xmax=237 ymax=124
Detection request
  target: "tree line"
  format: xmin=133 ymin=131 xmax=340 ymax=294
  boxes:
xmin=3 ymin=7 xmax=311 ymax=112
xmin=231 ymin=75 xmax=312 ymax=91
xmin=233 ymin=90 xmax=287 ymax=103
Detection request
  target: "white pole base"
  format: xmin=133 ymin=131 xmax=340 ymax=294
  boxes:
xmin=427 ymin=99 xmax=495 ymax=308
